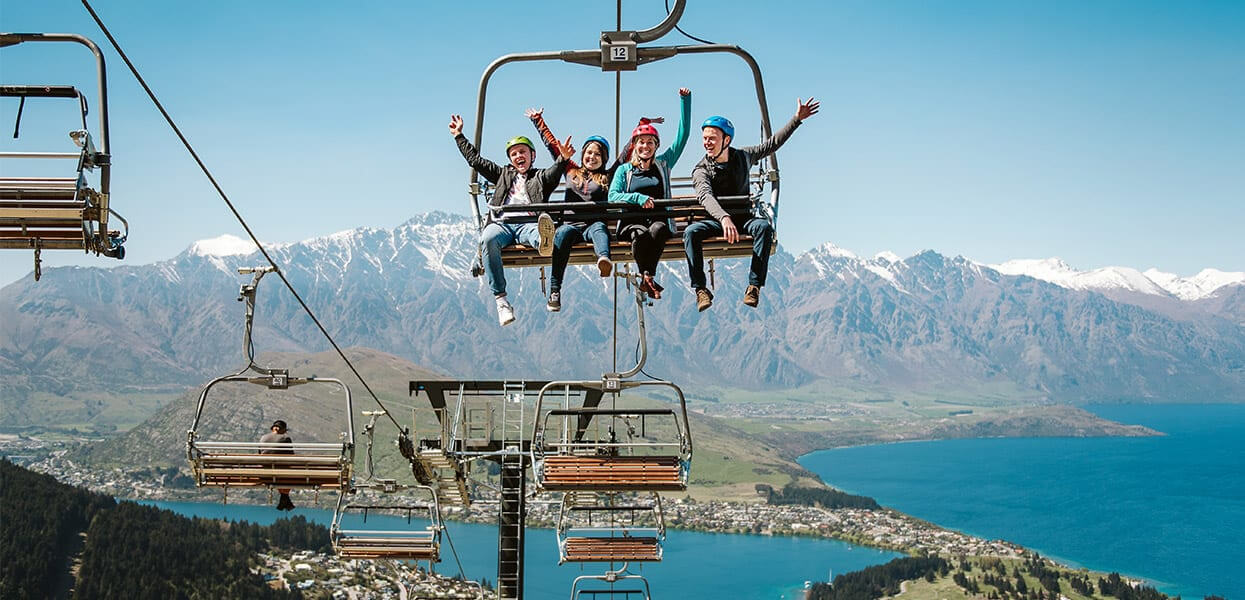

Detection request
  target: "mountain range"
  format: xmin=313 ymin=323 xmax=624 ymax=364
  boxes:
xmin=1 ymin=212 xmax=1242 ymax=428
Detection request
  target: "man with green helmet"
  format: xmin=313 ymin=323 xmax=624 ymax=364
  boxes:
xmin=684 ymin=97 xmax=820 ymax=311
xmin=450 ymin=114 xmax=573 ymax=325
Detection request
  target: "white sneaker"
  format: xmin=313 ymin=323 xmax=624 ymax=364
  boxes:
xmin=597 ymin=256 xmax=613 ymax=278
xmin=496 ymin=296 xmax=516 ymax=326
xmin=537 ymin=213 xmax=555 ymax=257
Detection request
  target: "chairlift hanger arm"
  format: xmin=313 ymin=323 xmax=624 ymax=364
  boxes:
xmin=469 ymin=42 xmax=778 ymax=227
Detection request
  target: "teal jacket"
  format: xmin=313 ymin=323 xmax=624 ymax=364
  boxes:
xmin=608 ymin=92 xmax=692 ymax=205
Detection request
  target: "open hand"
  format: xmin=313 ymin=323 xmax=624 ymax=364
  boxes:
xmin=642 ymin=116 xmax=666 ymax=125
xmin=448 ymin=114 xmax=463 ymax=136
xmin=796 ymin=97 xmax=820 ymax=121
xmin=679 ymin=87 xmax=691 ymax=97
xmin=525 ymin=107 xmax=543 ymax=119
xmin=558 ymin=135 xmax=575 ymax=159
xmin=722 ymin=216 xmax=739 ymax=244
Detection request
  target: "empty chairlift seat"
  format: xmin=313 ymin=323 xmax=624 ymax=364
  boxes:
xmin=533 ymin=407 xmax=691 ymax=493
xmin=1 ymin=35 xmax=128 ymax=274
xmin=557 ymin=491 xmax=666 ymax=564
xmin=331 ymin=484 xmax=443 ymax=562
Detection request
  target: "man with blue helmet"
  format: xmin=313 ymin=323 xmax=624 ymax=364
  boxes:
xmin=450 ymin=114 xmax=573 ymax=325
xmin=685 ymin=97 xmax=820 ymax=311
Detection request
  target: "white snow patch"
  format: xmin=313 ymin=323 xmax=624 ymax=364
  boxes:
xmin=814 ymin=242 xmax=858 ymax=259
xmin=874 ymin=251 xmax=901 ymax=263
xmin=189 ymin=234 xmax=256 ymax=257
xmin=990 ymin=257 xmax=1240 ymax=299
xmin=1145 ymin=267 xmax=1245 ymax=300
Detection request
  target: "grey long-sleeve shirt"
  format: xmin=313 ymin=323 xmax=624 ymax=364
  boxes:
xmin=691 ymin=114 xmax=803 ymax=222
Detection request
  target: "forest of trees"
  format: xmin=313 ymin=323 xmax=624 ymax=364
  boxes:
xmin=762 ymin=483 xmax=882 ymax=510
xmin=1 ymin=459 xmax=115 ymax=599
xmin=806 ymin=556 xmax=950 ymax=600
xmin=1 ymin=459 xmax=328 ymax=599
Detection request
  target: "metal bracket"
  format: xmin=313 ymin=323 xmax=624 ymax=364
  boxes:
xmin=266 ymin=369 xmax=289 ymax=389
xmin=600 ymin=31 xmax=638 ymax=72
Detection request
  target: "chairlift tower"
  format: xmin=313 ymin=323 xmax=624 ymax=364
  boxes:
xmin=409 ymin=0 xmax=788 ymax=597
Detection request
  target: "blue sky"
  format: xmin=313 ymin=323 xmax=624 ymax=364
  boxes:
xmin=2 ymin=0 xmax=1241 ymax=286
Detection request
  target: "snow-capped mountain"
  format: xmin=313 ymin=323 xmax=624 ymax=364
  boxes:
xmin=990 ymin=258 xmax=1243 ymax=301
xmin=3 ymin=212 xmax=1243 ymax=428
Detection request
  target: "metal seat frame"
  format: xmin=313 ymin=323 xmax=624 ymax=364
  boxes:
xmin=331 ymin=482 xmax=443 ymax=563
xmin=185 ymin=267 xmax=355 ymax=496
xmin=556 ymin=491 xmax=665 ymax=565
xmin=1 ymin=33 xmax=128 ymax=279
xmin=461 ymin=24 xmax=783 ymax=276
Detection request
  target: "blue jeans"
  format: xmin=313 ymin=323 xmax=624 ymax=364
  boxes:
xmin=550 ymin=221 xmax=611 ymax=291
xmin=482 ymin=221 xmax=541 ymax=296
xmin=683 ymin=217 xmax=773 ymax=289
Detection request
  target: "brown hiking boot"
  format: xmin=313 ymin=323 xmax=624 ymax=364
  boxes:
xmin=695 ymin=288 xmax=714 ymax=312
xmin=743 ymin=285 xmax=761 ymax=308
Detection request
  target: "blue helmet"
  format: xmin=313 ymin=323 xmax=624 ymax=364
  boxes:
xmin=701 ymin=116 xmax=734 ymax=139
xmin=583 ymin=135 xmax=611 ymax=158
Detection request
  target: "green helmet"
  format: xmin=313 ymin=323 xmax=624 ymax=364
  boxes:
xmin=505 ymin=136 xmax=535 ymax=153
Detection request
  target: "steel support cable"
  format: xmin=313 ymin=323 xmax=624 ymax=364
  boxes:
xmin=79 ymin=0 xmax=404 ymax=434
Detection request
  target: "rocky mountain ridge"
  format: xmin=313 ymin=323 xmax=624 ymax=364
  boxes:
xmin=2 ymin=212 xmax=1242 ymax=429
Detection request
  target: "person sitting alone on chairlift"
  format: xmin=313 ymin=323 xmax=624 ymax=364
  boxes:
xmin=449 ymin=114 xmax=574 ymax=325
xmin=259 ymin=419 xmax=296 ymax=511
xmin=684 ymin=97 xmax=820 ymax=311
xmin=608 ymin=88 xmax=693 ymax=300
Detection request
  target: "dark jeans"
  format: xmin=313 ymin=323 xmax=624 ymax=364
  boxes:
xmin=550 ymin=221 xmax=611 ymax=291
xmin=683 ymin=217 xmax=773 ymax=289
xmin=621 ymin=221 xmax=671 ymax=276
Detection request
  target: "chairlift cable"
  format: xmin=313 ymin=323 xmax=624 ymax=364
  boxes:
xmin=666 ymin=0 xmax=715 ymax=45
xmin=79 ymin=0 xmax=404 ymax=433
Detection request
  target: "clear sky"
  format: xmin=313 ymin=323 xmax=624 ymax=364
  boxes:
xmin=2 ymin=0 xmax=1242 ymax=286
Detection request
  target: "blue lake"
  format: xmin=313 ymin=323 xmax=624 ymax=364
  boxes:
xmin=800 ymin=404 xmax=1245 ymax=600
xmin=144 ymin=499 xmax=900 ymax=598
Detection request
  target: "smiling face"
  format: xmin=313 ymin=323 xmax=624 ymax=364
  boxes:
xmin=508 ymin=144 xmax=533 ymax=171
xmin=702 ymin=127 xmax=730 ymax=158
xmin=582 ymin=141 xmax=605 ymax=171
xmin=633 ymin=135 xmax=658 ymax=161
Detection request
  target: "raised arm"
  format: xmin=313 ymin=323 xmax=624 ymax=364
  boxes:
xmin=738 ymin=97 xmax=820 ymax=160
xmin=658 ymin=88 xmax=693 ymax=168
xmin=449 ymin=114 xmax=502 ymax=183
xmin=527 ymin=108 xmax=581 ymax=170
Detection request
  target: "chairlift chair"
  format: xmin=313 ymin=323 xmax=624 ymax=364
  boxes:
xmin=331 ymin=482 xmax=443 ymax=563
xmin=531 ymin=380 xmax=692 ymax=493
xmin=0 ymin=33 xmax=128 ymax=280
xmin=556 ymin=491 xmax=665 ymax=565
xmin=185 ymin=267 xmax=355 ymax=494
xmin=460 ymin=18 xmax=783 ymax=274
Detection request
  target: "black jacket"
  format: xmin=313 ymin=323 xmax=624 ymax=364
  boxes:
xmin=691 ymin=114 xmax=803 ymax=222
xmin=455 ymin=133 xmax=569 ymax=221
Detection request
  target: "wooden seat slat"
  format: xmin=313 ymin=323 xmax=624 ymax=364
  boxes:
xmin=563 ymin=536 xmax=661 ymax=562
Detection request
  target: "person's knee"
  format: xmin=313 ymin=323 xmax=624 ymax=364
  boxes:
xmin=554 ymin=225 xmax=578 ymax=246
xmin=686 ymin=222 xmax=713 ymax=242
xmin=749 ymin=219 xmax=773 ymax=238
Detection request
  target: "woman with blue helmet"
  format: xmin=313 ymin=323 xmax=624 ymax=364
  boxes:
xmin=526 ymin=108 xmax=646 ymax=311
